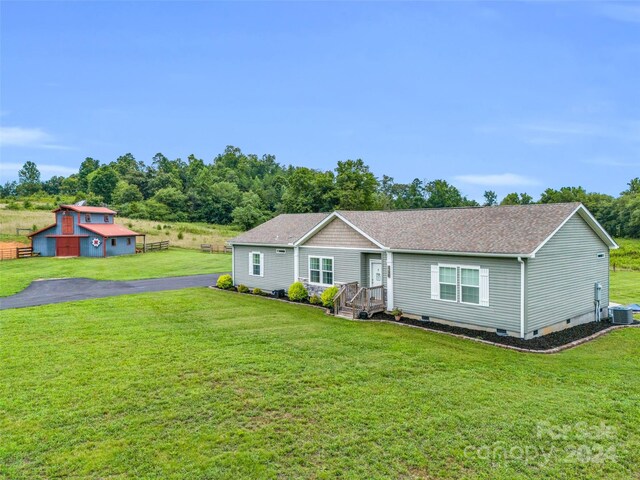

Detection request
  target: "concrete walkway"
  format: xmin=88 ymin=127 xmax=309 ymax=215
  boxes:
xmin=0 ymin=273 xmax=227 ymax=310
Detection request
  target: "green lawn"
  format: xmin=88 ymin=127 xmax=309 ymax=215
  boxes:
xmin=610 ymin=271 xmax=640 ymax=305
xmin=2 ymin=288 xmax=639 ymax=479
xmin=0 ymin=248 xmax=231 ymax=297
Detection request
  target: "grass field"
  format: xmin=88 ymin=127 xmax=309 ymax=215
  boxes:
xmin=611 ymin=238 xmax=640 ymax=271
xmin=0 ymin=207 xmax=240 ymax=250
xmin=1 ymin=288 xmax=639 ymax=479
xmin=0 ymin=248 xmax=231 ymax=297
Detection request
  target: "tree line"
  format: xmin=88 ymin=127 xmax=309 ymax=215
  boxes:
xmin=5 ymin=145 xmax=640 ymax=237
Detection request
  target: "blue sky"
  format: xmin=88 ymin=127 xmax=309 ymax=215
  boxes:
xmin=1 ymin=1 xmax=638 ymax=201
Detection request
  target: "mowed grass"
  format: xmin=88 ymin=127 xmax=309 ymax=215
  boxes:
xmin=610 ymin=271 xmax=640 ymax=305
xmin=610 ymin=271 xmax=640 ymax=319
xmin=0 ymin=249 xmax=231 ymax=297
xmin=1 ymin=288 xmax=639 ymax=479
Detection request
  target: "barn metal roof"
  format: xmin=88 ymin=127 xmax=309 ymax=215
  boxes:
xmin=80 ymin=224 xmax=140 ymax=237
xmin=54 ymin=205 xmax=117 ymax=214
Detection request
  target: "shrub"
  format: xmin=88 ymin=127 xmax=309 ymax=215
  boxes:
xmin=321 ymin=286 xmax=339 ymax=308
xmin=237 ymin=284 xmax=249 ymax=293
xmin=252 ymin=288 xmax=263 ymax=295
xmin=6 ymin=201 xmax=21 ymax=210
xmin=216 ymin=274 xmax=233 ymax=290
xmin=309 ymin=294 xmax=321 ymax=305
xmin=177 ymin=231 xmax=184 ymax=240
xmin=288 ymin=282 xmax=308 ymax=302
xmin=156 ymin=225 xmax=162 ymax=230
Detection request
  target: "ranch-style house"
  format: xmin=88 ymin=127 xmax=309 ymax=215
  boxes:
xmin=229 ymin=203 xmax=618 ymax=339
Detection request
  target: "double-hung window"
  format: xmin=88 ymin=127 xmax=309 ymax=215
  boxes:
xmin=460 ymin=268 xmax=480 ymax=305
xmin=439 ymin=266 xmax=458 ymax=301
xmin=309 ymin=256 xmax=333 ymax=286
xmin=249 ymin=252 xmax=263 ymax=277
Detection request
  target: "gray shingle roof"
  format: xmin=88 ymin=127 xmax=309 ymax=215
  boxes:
xmin=229 ymin=212 xmax=330 ymax=245
xmin=338 ymin=203 xmax=583 ymax=255
xmin=230 ymin=203 xmax=608 ymax=255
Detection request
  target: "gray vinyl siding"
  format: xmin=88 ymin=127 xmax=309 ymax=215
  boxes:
xmin=526 ymin=214 xmax=610 ymax=333
xmin=299 ymin=247 xmax=363 ymax=286
xmin=393 ymin=253 xmax=522 ymax=332
xmin=233 ymin=245 xmax=294 ymax=291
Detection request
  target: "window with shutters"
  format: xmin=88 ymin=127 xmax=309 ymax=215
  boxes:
xmin=249 ymin=252 xmax=263 ymax=277
xmin=432 ymin=264 xmax=489 ymax=307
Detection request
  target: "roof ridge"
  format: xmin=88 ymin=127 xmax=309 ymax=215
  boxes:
xmin=336 ymin=202 xmax=582 ymax=214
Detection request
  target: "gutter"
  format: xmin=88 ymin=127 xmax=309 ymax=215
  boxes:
xmin=518 ymin=256 xmax=525 ymax=338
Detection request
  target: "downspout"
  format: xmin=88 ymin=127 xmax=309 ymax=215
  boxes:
xmin=518 ymin=257 xmax=525 ymax=338
xmin=294 ymin=246 xmax=300 ymax=283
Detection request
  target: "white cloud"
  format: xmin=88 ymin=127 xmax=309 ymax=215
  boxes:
xmin=0 ymin=126 xmax=73 ymax=150
xmin=454 ymin=173 xmax=540 ymax=187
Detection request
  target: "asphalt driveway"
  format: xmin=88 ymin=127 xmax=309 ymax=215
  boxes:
xmin=0 ymin=273 xmax=227 ymax=310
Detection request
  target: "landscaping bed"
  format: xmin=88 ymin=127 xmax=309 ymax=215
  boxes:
xmin=370 ymin=311 xmax=639 ymax=351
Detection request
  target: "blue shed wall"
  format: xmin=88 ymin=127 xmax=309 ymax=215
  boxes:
xmin=105 ymin=237 xmax=136 ymax=256
xmin=31 ymin=226 xmax=57 ymax=256
xmin=79 ymin=213 xmax=114 ymax=224
xmin=54 ymin=211 xmax=84 ymax=234
xmin=80 ymin=236 xmax=106 ymax=257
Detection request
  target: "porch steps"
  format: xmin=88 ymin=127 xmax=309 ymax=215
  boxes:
xmin=336 ymin=307 xmax=353 ymax=319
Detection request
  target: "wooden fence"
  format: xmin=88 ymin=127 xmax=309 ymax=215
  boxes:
xmin=142 ymin=240 xmax=170 ymax=252
xmin=0 ymin=247 xmax=40 ymax=261
xmin=200 ymin=244 xmax=232 ymax=254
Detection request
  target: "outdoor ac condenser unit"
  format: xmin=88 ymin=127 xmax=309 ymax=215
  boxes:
xmin=610 ymin=307 xmax=634 ymax=325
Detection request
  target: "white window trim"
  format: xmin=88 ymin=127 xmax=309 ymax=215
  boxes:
xmin=308 ymin=255 xmax=334 ymax=286
xmin=459 ymin=266 xmax=480 ymax=306
xmin=249 ymin=251 xmax=264 ymax=277
xmin=438 ymin=264 xmax=458 ymax=303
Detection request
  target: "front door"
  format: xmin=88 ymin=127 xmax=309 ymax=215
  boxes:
xmin=370 ymin=260 xmax=383 ymax=287
xmin=56 ymin=237 xmax=80 ymax=257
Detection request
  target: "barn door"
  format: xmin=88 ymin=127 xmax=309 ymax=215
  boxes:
xmin=62 ymin=215 xmax=74 ymax=235
xmin=56 ymin=237 xmax=79 ymax=257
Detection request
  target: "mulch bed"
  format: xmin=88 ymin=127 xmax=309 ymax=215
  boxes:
xmin=370 ymin=311 xmax=639 ymax=351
